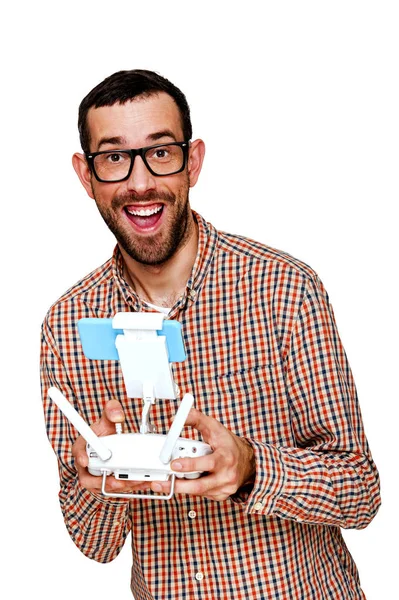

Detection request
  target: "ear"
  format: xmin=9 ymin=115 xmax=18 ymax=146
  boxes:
xmin=72 ymin=152 xmax=95 ymax=199
xmin=187 ymin=139 xmax=205 ymax=188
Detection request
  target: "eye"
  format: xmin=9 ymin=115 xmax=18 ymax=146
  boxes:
xmin=154 ymin=148 xmax=169 ymax=159
xmin=106 ymin=152 xmax=126 ymax=163
xmin=146 ymin=145 xmax=175 ymax=162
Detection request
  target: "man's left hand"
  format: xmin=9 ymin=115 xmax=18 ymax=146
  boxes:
xmin=150 ymin=408 xmax=256 ymax=501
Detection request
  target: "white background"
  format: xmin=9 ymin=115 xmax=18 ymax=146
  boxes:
xmin=1 ymin=1 xmax=397 ymax=598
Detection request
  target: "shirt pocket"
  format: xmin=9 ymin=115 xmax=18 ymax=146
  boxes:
xmin=194 ymin=363 xmax=295 ymax=445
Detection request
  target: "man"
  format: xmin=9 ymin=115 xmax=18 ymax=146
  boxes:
xmin=41 ymin=69 xmax=380 ymax=599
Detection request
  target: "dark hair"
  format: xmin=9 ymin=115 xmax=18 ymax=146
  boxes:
xmin=78 ymin=69 xmax=192 ymax=152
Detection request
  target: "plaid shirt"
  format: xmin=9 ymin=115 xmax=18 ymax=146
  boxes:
xmin=41 ymin=212 xmax=380 ymax=599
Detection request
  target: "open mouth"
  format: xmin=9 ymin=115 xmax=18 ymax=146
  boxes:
xmin=124 ymin=204 xmax=164 ymax=231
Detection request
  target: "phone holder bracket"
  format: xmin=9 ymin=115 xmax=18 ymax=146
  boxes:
xmin=112 ymin=312 xmax=179 ymax=434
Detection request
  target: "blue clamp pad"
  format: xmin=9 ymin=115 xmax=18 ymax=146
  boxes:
xmin=78 ymin=318 xmax=186 ymax=363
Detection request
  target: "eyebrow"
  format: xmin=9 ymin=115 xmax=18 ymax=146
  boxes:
xmin=97 ymin=130 xmax=178 ymax=150
xmin=147 ymin=129 xmax=177 ymax=142
xmin=97 ymin=136 xmax=127 ymax=150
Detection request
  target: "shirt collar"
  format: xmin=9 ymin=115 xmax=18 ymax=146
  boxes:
xmin=111 ymin=210 xmax=218 ymax=314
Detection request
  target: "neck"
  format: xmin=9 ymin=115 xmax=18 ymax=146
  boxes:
xmin=120 ymin=214 xmax=199 ymax=308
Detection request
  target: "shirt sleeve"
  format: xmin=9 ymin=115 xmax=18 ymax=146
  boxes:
xmin=233 ymin=276 xmax=381 ymax=529
xmin=40 ymin=316 xmax=132 ymax=563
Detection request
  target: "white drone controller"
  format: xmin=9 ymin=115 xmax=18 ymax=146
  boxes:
xmin=47 ymin=312 xmax=213 ymax=501
xmin=48 ymin=387 xmax=212 ymax=500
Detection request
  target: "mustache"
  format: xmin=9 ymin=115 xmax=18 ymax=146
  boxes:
xmin=111 ymin=190 xmax=175 ymax=209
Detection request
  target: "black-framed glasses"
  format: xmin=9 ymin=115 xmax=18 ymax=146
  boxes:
xmin=85 ymin=141 xmax=189 ymax=182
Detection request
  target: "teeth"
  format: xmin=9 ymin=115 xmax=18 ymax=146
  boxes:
xmin=127 ymin=205 xmax=162 ymax=217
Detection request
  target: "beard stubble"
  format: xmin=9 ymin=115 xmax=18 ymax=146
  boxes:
xmin=93 ymin=185 xmax=192 ymax=266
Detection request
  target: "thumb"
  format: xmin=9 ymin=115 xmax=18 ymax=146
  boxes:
xmin=93 ymin=399 xmax=125 ymax=436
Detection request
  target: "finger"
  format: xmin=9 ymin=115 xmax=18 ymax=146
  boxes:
xmin=103 ymin=400 xmax=125 ymax=423
xmin=183 ymin=408 xmax=227 ymax=445
xmin=150 ymin=480 xmax=172 ymax=494
xmin=150 ymin=473 xmax=219 ymax=497
xmin=173 ymin=473 xmax=220 ymax=497
xmin=171 ymin=453 xmax=216 ymax=474
xmin=72 ymin=435 xmax=89 ymax=467
xmin=93 ymin=400 xmax=125 ymax=436
xmin=71 ymin=401 xmax=125 ymax=468
xmin=77 ymin=466 xmax=104 ymax=492
xmin=107 ymin=480 xmax=152 ymax=494
xmin=184 ymin=407 xmax=214 ymax=431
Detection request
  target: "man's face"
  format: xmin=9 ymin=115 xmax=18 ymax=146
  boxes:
xmin=76 ymin=93 xmax=200 ymax=266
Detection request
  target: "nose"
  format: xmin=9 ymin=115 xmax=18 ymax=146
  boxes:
xmin=126 ymin=154 xmax=156 ymax=194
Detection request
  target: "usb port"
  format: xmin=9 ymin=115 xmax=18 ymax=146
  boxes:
xmin=118 ymin=473 xmax=128 ymax=479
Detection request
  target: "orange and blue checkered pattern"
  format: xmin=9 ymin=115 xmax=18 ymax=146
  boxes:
xmin=41 ymin=212 xmax=380 ymax=599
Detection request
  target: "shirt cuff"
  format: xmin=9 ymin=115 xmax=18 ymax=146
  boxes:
xmin=230 ymin=440 xmax=286 ymax=515
xmin=62 ymin=481 xmax=131 ymax=561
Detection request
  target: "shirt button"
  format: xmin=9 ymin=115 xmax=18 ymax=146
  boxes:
xmin=195 ymin=572 xmax=204 ymax=581
xmin=254 ymin=502 xmax=264 ymax=511
xmin=188 ymin=510 xmax=197 ymax=519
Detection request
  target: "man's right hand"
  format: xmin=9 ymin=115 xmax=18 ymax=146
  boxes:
xmin=72 ymin=399 xmax=151 ymax=496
